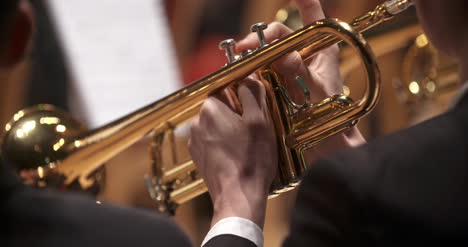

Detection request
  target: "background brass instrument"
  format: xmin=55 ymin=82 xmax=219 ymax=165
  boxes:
xmin=394 ymin=34 xmax=460 ymax=109
xmin=1 ymin=0 xmax=413 ymax=214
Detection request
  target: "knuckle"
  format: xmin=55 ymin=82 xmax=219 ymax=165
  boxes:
xmin=199 ymin=99 xmax=217 ymax=119
xmin=269 ymin=21 xmax=285 ymax=29
xmin=265 ymin=21 xmax=290 ymax=41
xmin=244 ymin=78 xmax=262 ymax=90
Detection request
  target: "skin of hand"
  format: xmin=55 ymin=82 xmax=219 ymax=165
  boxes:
xmin=189 ymin=78 xmax=277 ymax=228
xmin=236 ymin=0 xmax=366 ymax=164
xmin=188 ymin=0 xmax=367 ymax=228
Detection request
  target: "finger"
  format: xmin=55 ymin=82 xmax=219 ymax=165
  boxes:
xmin=187 ymin=136 xmax=200 ymax=168
xmin=237 ymin=79 xmax=267 ymax=120
xmin=199 ymin=96 xmax=241 ymax=128
xmin=189 ymin=117 xmax=202 ymax=150
xmin=248 ymin=73 xmax=260 ymax=81
xmin=187 ymin=137 xmax=194 ymax=158
xmin=211 ymin=88 xmax=241 ymax=113
xmin=236 ymin=22 xmax=293 ymax=53
xmin=187 ymin=128 xmax=204 ymax=171
xmin=211 ymin=89 xmax=232 ymax=106
xmin=273 ymin=51 xmax=311 ymax=83
xmin=307 ymin=47 xmax=343 ymax=97
xmin=294 ymin=0 xmax=325 ymax=25
xmin=190 ymin=116 xmax=200 ymax=138
xmin=272 ymin=51 xmax=315 ymax=103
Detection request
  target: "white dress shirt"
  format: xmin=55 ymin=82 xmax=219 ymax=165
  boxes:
xmin=202 ymin=81 xmax=468 ymax=247
xmin=202 ymin=217 xmax=263 ymax=246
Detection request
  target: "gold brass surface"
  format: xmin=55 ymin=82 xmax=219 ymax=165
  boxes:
xmin=396 ymin=34 xmax=460 ymax=105
xmin=1 ymin=0 xmax=413 ymax=214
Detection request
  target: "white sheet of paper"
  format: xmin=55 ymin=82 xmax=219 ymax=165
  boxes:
xmin=47 ymin=0 xmax=181 ymax=128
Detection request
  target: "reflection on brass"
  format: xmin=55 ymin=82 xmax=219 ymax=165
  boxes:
xmin=1 ymin=0 xmax=413 ymax=215
xmin=276 ymin=5 xmax=302 ymax=31
xmin=395 ymin=34 xmax=460 ymax=105
xmin=1 ymin=105 xmax=104 ymax=194
xmin=340 ymin=24 xmax=423 ymax=78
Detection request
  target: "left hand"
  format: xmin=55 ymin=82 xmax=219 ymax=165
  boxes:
xmin=236 ymin=0 xmax=366 ymax=164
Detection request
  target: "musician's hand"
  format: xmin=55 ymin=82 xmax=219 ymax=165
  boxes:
xmin=237 ymin=0 xmax=365 ymax=164
xmin=189 ymin=78 xmax=277 ymax=228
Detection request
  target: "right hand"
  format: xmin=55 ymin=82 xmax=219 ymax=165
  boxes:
xmin=189 ymin=79 xmax=277 ymax=228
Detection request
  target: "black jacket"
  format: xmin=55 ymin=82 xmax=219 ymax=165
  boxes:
xmin=207 ymin=94 xmax=468 ymax=246
xmin=0 ymin=160 xmax=192 ymax=247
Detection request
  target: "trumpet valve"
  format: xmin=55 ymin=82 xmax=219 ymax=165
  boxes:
xmin=241 ymin=49 xmax=253 ymax=58
xmin=250 ymin=22 xmax=268 ymax=48
xmin=219 ymin=38 xmax=237 ymax=64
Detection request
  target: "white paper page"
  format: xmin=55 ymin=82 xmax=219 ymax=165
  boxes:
xmin=47 ymin=0 xmax=181 ymax=128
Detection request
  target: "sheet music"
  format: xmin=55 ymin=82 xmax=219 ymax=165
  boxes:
xmin=47 ymin=0 xmax=181 ymax=128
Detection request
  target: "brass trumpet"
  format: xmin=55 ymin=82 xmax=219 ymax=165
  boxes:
xmin=1 ymin=0 xmax=414 ymax=214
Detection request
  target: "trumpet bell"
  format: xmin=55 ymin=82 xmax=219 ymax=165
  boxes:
xmin=1 ymin=105 xmax=104 ymax=193
xmin=2 ymin=105 xmax=83 ymax=171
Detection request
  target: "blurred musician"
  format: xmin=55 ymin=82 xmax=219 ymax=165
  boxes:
xmin=190 ymin=0 xmax=468 ymax=246
xmin=0 ymin=1 xmax=192 ymax=246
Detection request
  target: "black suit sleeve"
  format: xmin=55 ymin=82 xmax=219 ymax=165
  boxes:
xmin=283 ymin=107 xmax=468 ymax=246
xmin=2 ymin=187 xmax=193 ymax=247
xmin=282 ymin=157 xmax=362 ymax=247
xmin=204 ymin=234 xmax=257 ymax=247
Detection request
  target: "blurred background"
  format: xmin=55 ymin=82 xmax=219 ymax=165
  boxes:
xmin=0 ymin=0 xmax=460 ymax=246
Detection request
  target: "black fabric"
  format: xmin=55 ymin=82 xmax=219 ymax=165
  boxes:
xmin=282 ymin=95 xmax=468 ymax=246
xmin=0 ymin=0 xmax=18 ymax=25
xmin=0 ymin=158 xmax=21 ymax=200
xmin=211 ymin=92 xmax=468 ymax=246
xmin=0 ymin=159 xmax=192 ymax=247
xmin=26 ymin=0 xmax=71 ymax=111
xmin=204 ymin=234 xmax=256 ymax=247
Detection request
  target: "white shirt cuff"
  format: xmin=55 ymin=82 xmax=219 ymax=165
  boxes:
xmin=201 ymin=217 xmax=263 ymax=247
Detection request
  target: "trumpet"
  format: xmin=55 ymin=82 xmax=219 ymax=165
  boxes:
xmin=1 ymin=0 xmax=414 ymax=214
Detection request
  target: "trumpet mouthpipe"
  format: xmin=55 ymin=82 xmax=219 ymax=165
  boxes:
xmin=384 ymin=0 xmax=414 ymax=15
xmin=299 ymin=0 xmax=414 ymax=61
